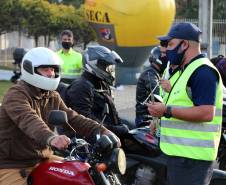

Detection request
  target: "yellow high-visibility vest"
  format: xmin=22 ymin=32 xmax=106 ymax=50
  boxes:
xmin=57 ymin=49 xmax=83 ymax=79
xmin=161 ymin=58 xmax=223 ymax=161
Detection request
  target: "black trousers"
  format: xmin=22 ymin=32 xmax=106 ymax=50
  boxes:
xmin=166 ymin=155 xmax=214 ymax=185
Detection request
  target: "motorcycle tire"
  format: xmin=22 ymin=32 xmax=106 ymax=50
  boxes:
xmin=119 ymin=166 xmax=137 ymax=185
xmin=218 ymin=152 xmax=226 ymax=171
xmin=218 ymin=130 xmax=226 ymax=170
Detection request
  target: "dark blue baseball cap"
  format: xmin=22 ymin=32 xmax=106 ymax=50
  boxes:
xmin=158 ymin=22 xmax=202 ymax=42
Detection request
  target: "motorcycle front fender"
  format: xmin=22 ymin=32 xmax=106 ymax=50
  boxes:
xmin=212 ymin=169 xmax=226 ymax=180
xmin=126 ymin=157 xmax=140 ymax=169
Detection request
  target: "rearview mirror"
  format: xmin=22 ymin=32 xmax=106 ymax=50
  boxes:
xmin=48 ymin=110 xmax=68 ymax=126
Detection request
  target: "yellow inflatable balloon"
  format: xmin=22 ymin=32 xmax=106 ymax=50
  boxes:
xmin=84 ymin=0 xmax=175 ymax=47
xmin=84 ymin=0 xmax=175 ymax=84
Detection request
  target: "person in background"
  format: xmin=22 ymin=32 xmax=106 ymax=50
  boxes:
xmin=148 ymin=22 xmax=223 ymax=185
xmin=135 ymin=45 xmax=168 ymax=127
xmin=57 ymin=29 xmax=83 ymax=83
xmin=0 ymin=47 xmax=118 ymax=185
xmin=210 ymin=55 xmax=226 ymax=87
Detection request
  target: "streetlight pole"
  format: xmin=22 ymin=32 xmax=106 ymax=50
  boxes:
xmin=198 ymin=0 xmax=213 ymax=58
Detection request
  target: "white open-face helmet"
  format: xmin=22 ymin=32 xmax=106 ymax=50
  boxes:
xmin=21 ymin=47 xmax=62 ymax=91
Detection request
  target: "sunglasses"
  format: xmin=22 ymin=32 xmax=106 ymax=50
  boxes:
xmin=160 ymin=40 xmax=168 ymax=47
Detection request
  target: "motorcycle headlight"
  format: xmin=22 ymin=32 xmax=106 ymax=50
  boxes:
xmin=109 ymin=148 xmax=126 ymax=175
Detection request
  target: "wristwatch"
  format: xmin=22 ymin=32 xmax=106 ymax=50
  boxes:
xmin=164 ymin=106 xmax=172 ymax=118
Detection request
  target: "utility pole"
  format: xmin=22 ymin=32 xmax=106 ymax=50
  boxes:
xmin=198 ymin=0 xmax=213 ymax=58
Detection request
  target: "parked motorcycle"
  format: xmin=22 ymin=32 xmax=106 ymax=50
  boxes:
xmin=28 ymin=110 xmax=126 ymax=185
xmin=120 ymin=126 xmax=166 ymax=185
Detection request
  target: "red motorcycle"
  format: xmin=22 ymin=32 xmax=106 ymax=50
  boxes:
xmin=27 ymin=110 xmax=126 ymax=185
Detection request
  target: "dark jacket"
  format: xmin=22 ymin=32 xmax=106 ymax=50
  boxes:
xmin=63 ymin=72 xmax=128 ymax=136
xmin=136 ymin=65 xmax=160 ymax=125
xmin=0 ymin=80 xmax=107 ymax=168
xmin=66 ymin=72 xmax=119 ymax=125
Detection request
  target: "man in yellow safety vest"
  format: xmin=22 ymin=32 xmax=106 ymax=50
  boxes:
xmin=57 ymin=30 xmax=83 ymax=83
xmin=148 ymin=22 xmax=223 ymax=185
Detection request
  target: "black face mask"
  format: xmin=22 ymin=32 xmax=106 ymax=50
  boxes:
xmin=62 ymin=42 xmax=72 ymax=50
xmin=166 ymin=41 xmax=188 ymax=65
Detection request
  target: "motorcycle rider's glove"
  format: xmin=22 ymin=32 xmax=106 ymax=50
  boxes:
xmin=102 ymin=129 xmax=121 ymax=148
xmin=106 ymin=124 xmax=129 ymax=138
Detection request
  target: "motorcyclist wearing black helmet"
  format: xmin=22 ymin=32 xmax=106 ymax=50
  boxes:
xmin=58 ymin=45 xmax=130 ymax=138
xmin=135 ymin=46 xmax=168 ymax=127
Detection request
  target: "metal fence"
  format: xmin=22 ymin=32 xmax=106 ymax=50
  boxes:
xmin=175 ymin=18 xmax=226 ymax=56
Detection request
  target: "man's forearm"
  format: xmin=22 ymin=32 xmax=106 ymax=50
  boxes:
xmin=171 ymin=105 xmax=215 ymax=122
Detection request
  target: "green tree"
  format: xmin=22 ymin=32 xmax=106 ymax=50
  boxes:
xmin=175 ymin=0 xmax=226 ymax=19
xmin=75 ymin=6 xmax=96 ymax=48
xmin=21 ymin=0 xmax=52 ymax=46
xmin=0 ymin=0 xmax=27 ymax=35
xmin=0 ymin=0 xmax=95 ymax=48
xmin=48 ymin=4 xmax=96 ymax=48
xmin=213 ymin=0 xmax=226 ymax=19
xmin=63 ymin=0 xmax=84 ymax=8
xmin=175 ymin=0 xmax=198 ymax=18
xmin=48 ymin=3 xmax=81 ymax=42
xmin=48 ymin=0 xmax=84 ymax=8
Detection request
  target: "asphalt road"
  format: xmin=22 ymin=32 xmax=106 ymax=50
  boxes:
xmin=113 ymin=85 xmax=136 ymax=124
xmin=0 ymin=70 xmax=13 ymax=80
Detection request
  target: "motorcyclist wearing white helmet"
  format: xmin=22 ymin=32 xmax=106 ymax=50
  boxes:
xmin=0 ymin=47 xmax=117 ymax=185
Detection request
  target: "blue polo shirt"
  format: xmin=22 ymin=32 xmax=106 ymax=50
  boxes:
xmin=186 ymin=54 xmax=218 ymax=106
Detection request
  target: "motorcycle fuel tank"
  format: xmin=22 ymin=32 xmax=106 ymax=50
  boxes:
xmin=29 ymin=160 xmax=95 ymax=185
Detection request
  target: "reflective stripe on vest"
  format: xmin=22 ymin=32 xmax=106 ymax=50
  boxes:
xmin=160 ymin=58 xmax=223 ymax=161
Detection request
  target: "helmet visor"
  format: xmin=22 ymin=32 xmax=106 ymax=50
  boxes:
xmin=106 ymin=64 xmax=115 ymax=78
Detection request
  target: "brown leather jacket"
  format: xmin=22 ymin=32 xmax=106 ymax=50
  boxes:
xmin=0 ymin=81 xmax=107 ymax=168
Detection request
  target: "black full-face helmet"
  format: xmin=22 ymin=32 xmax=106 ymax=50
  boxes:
xmin=83 ymin=45 xmax=123 ymax=85
xmin=149 ymin=46 xmax=168 ymax=74
xmin=149 ymin=46 xmax=161 ymax=64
